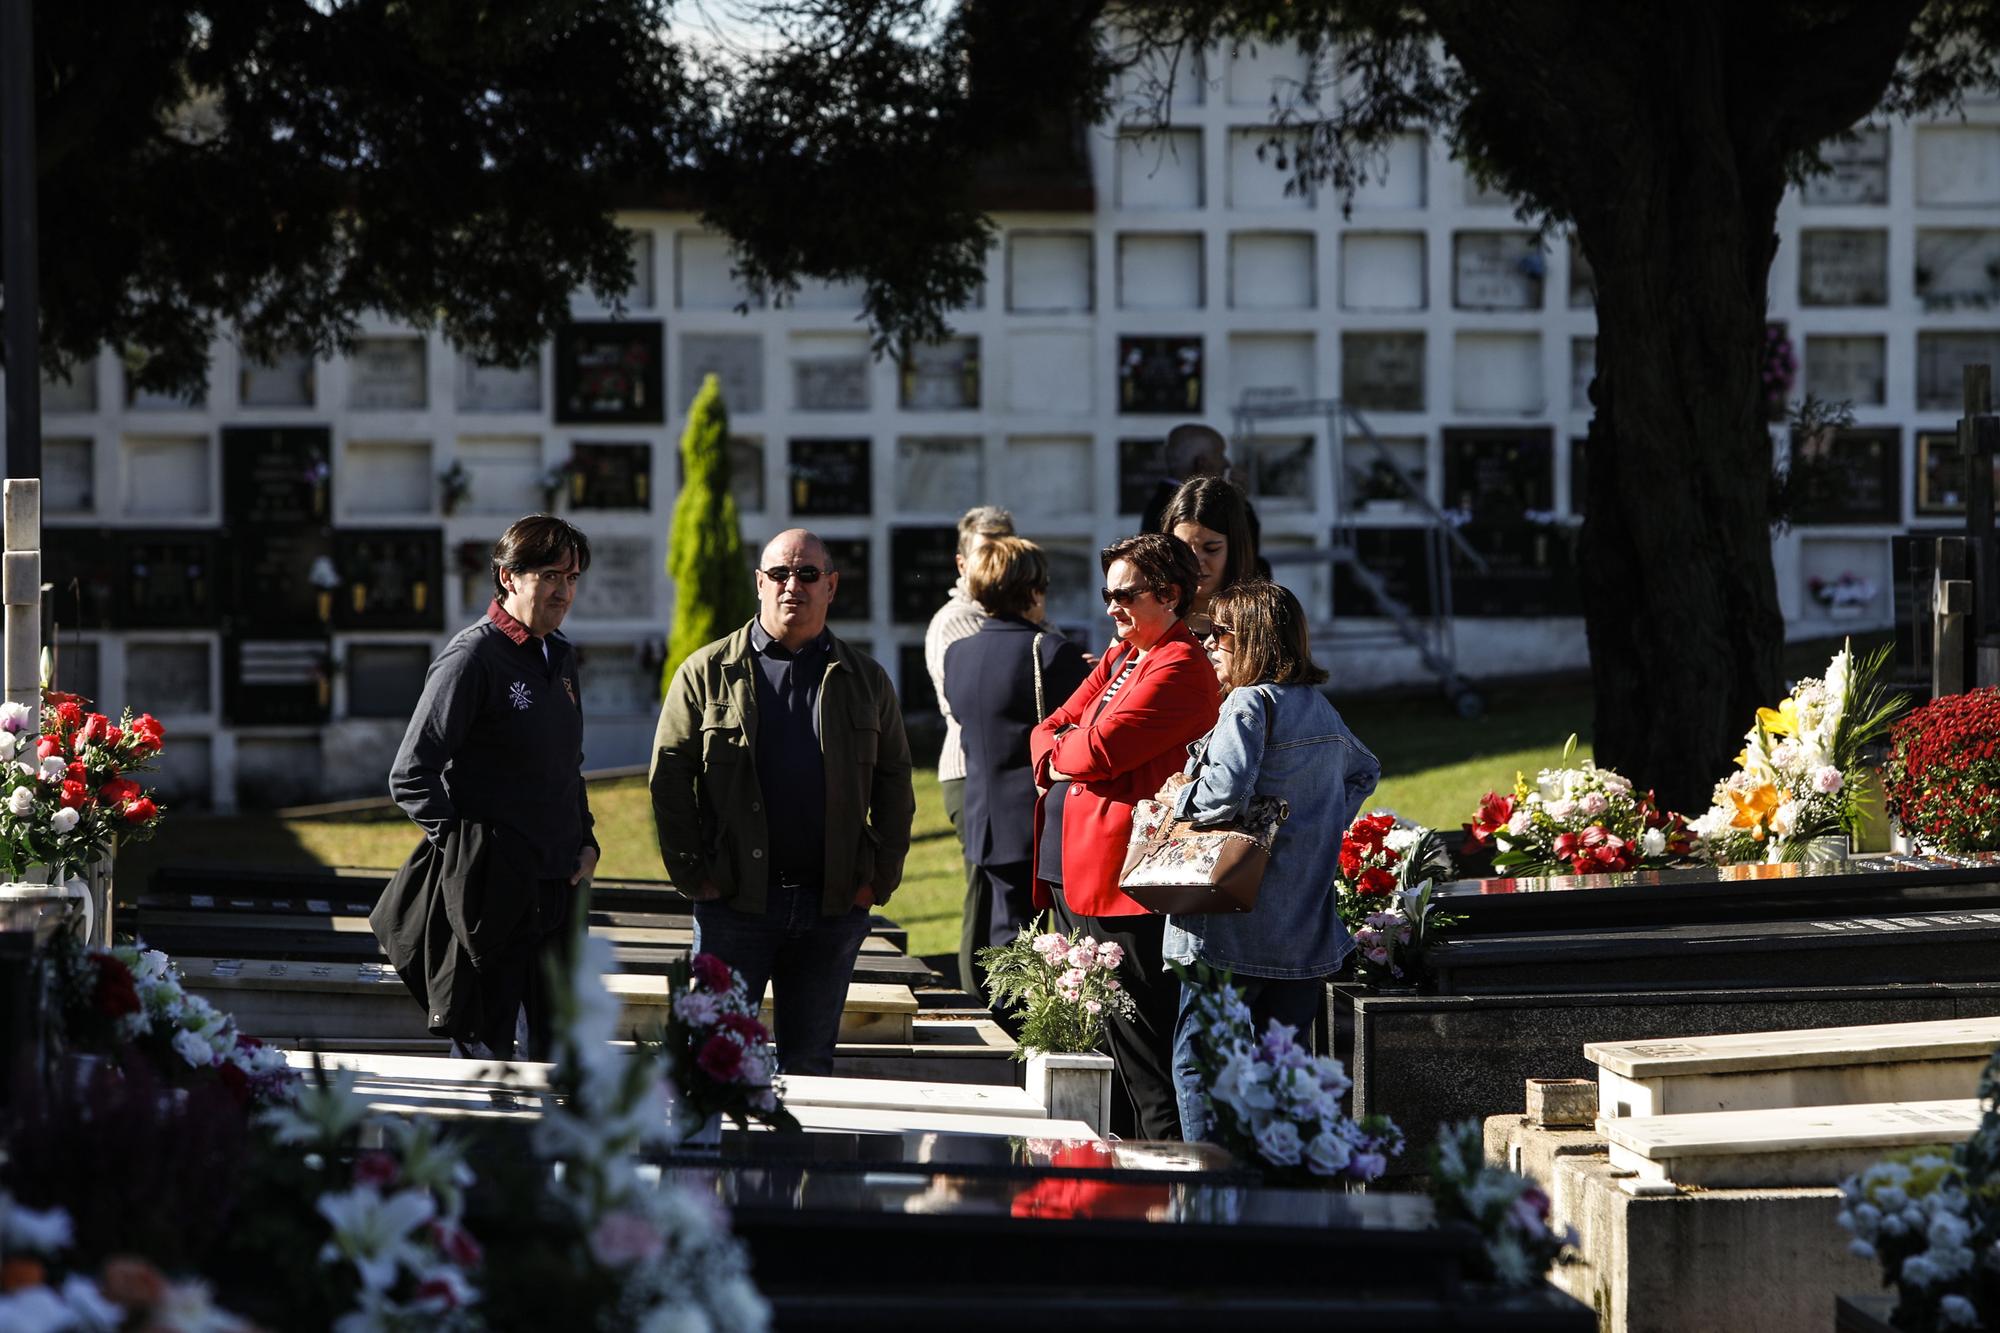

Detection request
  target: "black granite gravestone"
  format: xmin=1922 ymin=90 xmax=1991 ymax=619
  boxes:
xmin=1117 ymin=337 xmax=1203 ymax=414
xmin=820 ymin=537 xmax=871 ymax=623
xmin=554 ymin=321 xmax=665 ymax=424
xmin=223 ymin=638 xmax=330 ymax=726
xmin=332 ymin=529 xmax=444 ymax=631
xmin=890 ymin=526 xmax=959 ymax=625
xmin=1790 ymin=426 xmax=1903 ymax=525
xmin=569 ymin=442 xmax=652 ymax=510
xmin=119 ymin=533 xmax=222 ymax=628
xmin=222 ymin=426 xmax=332 ymax=528
xmin=788 ymin=438 xmax=871 ymax=516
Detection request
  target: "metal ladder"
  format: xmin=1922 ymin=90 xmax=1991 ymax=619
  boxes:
xmin=1231 ymin=391 xmax=1488 ymax=717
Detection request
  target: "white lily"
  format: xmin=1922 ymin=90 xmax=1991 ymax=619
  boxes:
xmin=316 ymin=1185 xmax=437 ymax=1293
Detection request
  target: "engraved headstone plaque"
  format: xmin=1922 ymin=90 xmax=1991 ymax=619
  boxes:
xmin=1453 ymin=232 xmax=1544 ymax=311
xmin=345 ymin=644 xmax=432 ymax=720
xmin=458 ymin=436 xmax=544 ymax=516
xmin=1341 ymin=332 xmax=1425 ymax=412
xmin=1916 ymin=125 xmax=2000 ymax=206
xmin=899 ymin=338 xmax=980 ymax=410
xmin=890 ymin=526 xmax=959 ymax=625
xmin=44 ymin=438 xmax=94 ymax=514
xmin=792 ymin=340 xmax=871 ymax=411
xmin=224 ymin=641 xmax=329 ymax=727
xmin=821 ymin=537 xmax=872 ymax=623
xmin=40 ymin=359 xmax=96 ymax=414
xmin=1001 ymin=437 xmax=1092 ymax=518
xmin=1799 ymin=230 xmax=1888 ymax=306
xmin=333 ymin=529 xmax=445 ymax=630
xmin=120 ymin=532 xmax=222 ymax=628
xmin=570 ymin=537 xmax=652 ymax=621
xmin=1118 ymin=336 xmax=1203 ymax=414
xmin=347 ymin=337 xmax=428 ymax=410
xmin=1916 ymin=230 xmax=2000 ymax=308
xmin=574 ymin=643 xmax=656 ymax=716
xmin=455 ymin=354 xmax=542 ymax=413
xmin=569 ymin=442 xmax=652 ymax=511
xmin=895 ymin=437 xmax=982 ymax=513
xmin=1804 ymin=335 xmax=1887 ymax=407
xmin=126 ymin=642 xmax=213 ymax=717
xmin=1788 ymin=426 xmax=1901 ymax=525
xmin=1918 ymin=332 xmax=2000 ymax=410
xmin=1117 ymin=438 xmax=1169 ymax=515
xmin=1339 ymin=232 xmax=1424 ymax=311
xmin=239 ymin=350 xmax=315 ymax=408
xmin=1803 ymin=127 xmax=1890 ymax=206
xmin=224 ymin=426 xmax=332 ymax=528
xmin=680 ymin=334 xmax=763 ymax=415
xmin=233 ymin=528 xmax=336 ymax=635
xmin=554 ymin=321 xmax=664 ymax=424
xmin=341 ymin=440 xmax=433 ymax=516
xmin=1443 ymin=428 xmax=1555 ymax=522
xmin=788 ymin=438 xmax=871 ymax=516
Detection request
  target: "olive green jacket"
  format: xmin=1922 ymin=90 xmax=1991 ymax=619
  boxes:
xmin=648 ymin=620 xmax=916 ymax=916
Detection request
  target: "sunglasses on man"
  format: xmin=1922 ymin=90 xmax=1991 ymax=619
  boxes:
xmin=761 ymin=564 xmax=830 ymax=585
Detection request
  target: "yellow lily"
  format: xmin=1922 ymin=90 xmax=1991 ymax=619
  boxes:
xmin=1756 ymin=698 xmax=1800 ymax=738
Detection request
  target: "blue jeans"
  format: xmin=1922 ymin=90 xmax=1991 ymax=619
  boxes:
xmin=692 ymin=882 xmax=872 ymax=1076
xmin=1172 ymin=974 xmax=1324 ymax=1143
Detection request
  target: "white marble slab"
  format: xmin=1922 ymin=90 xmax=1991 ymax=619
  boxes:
xmin=1588 ymin=1017 xmax=2000 ymax=1079
xmin=1605 ymin=1098 xmax=1981 ymax=1188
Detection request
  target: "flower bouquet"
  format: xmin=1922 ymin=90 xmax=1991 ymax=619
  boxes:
xmin=51 ymin=937 xmax=298 ymax=1108
xmin=1690 ymin=640 xmax=1905 ymax=864
xmin=978 ymin=915 xmax=1137 ymax=1058
xmin=1431 ymin=1119 xmax=1580 ymax=1288
xmin=1466 ymin=736 xmax=1693 ymax=877
xmin=1175 ymin=963 xmax=1402 ymax=1185
xmin=1883 ymin=687 xmax=2000 ymax=855
xmin=655 ymin=952 xmax=797 ymax=1137
xmin=1335 ymin=811 xmax=1454 ymax=984
xmin=0 ymin=691 xmax=166 ymax=887
xmin=0 ymin=1188 xmax=257 ymax=1331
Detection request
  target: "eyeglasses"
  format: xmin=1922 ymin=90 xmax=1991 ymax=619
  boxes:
xmin=761 ymin=564 xmax=828 ymax=585
xmin=1100 ymin=584 xmax=1149 ymax=606
xmin=1201 ymin=624 xmax=1234 ymax=643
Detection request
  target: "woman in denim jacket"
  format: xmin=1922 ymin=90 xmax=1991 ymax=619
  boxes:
xmin=1164 ymin=579 xmax=1381 ymax=1142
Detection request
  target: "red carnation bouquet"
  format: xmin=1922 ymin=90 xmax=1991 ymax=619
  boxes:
xmin=656 ymin=952 xmax=798 ymax=1138
xmin=0 ymin=689 xmax=167 ymax=885
xmin=1883 ymin=687 xmax=2000 ymax=854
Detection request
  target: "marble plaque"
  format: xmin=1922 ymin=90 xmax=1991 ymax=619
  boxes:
xmin=1230 ymin=333 xmax=1315 ymax=402
xmin=1007 ymin=232 xmax=1093 ymax=313
xmin=556 ymin=321 xmax=664 ymax=424
xmin=44 ymin=438 xmax=94 ymax=514
xmin=122 ymin=435 xmax=211 ymax=518
xmin=788 ymin=438 xmax=871 ymax=516
xmin=41 ymin=529 xmax=119 ymax=629
xmin=1003 ymin=331 xmax=1094 ymax=414
xmin=238 ymin=350 xmax=315 ymax=408
xmin=1799 ymin=230 xmax=1888 ymax=306
xmin=1453 ymin=332 xmax=1545 ymax=415
xmin=1341 ymin=332 xmax=1425 ymax=412
xmin=900 ymin=338 xmax=980 ymax=411
xmin=1789 ymin=426 xmax=1901 ymax=525
xmin=1228 ymin=128 xmax=1309 ymax=210
xmin=341 ymin=440 xmax=433 ymax=516
xmin=1230 ymin=232 xmax=1315 ymax=309
xmin=569 ymin=442 xmax=652 ymax=511
xmin=1568 ymin=234 xmax=1595 ymax=309
xmin=333 ymin=529 xmax=445 ymax=630
xmin=1443 ymin=428 xmax=1555 ymax=522
xmin=1116 ymin=233 xmax=1203 ymax=310
xmin=347 ymin=337 xmax=428 ymax=410
xmin=675 ymin=231 xmax=755 ymax=311
xmin=894 ymin=437 xmax=982 ymax=514
xmin=1804 ymin=336 xmax=1887 ymax=407
xmin=1350 ymin=132 xmax=1426 ymax=210
xmin=1916 ymin=125 xmax=2000 ymax=207
xmin=570 ymin=537 xmax=653 ymax=621
xmin=1114 ymin=129 xmax=1204 ymax=210
xmin=1340 ymin=232 xmax=1425 ymax=311
xmin=40 ymin=359 xmax=97 ymax=414
xmin=455 ymin=353 xmax=542 ymax=413
xmin=791 ymin=336 xmax=871 ymax=411
xmin=889 ymin=526 xmax=959 ymax=624
xmin=1918 ymin=332 xmax=2000 ymax=411
xmin=237 ymin=527 xmax=336 ymax=634
xmin=1803 ymin=127 xmax=1890 ymax=206
xmin=120 ymin=532 xmax=222 ymax=628
xmin=1570 ymin=338 xmax=1596 ymax=412
xmin=1452 ymin=232 xmax=1544 ymax=310
xmin=346 ymin=644 xmax=431 ymax=720
xmin=1916 ymin=229 xmax=2000 ymax=307
xmin=223 ymin=426 xmax=332 ymax=529
xmin=457 ymin=436 xmax=544 ymax=517
xmin=126 ymin=642 xmax=213 ymax=717
xmin=1118 ymin=336 xmax=1203 ymax=414
xmin=574 ymin=643 xmax=657 ymax=716
xmin=224 ymin=642 xmax=328 ymax=728
xmin=820 ymin=537 xmax=872 ymax=623
xmin=1000 ymin=436 xmax=1092 ymax=518
xmin=680 ymin=334 xmax=764 ymax=415
xmin=1245 ymin=435 xmax=1314 ymax=510
xmin=1117 ymin=438 xmax=1169 ymax=516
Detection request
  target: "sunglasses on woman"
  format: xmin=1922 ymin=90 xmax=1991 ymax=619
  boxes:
xmin=1201 ymin=623 xmax=1234 ymax=643
xmin=1100 ymin=583 xmax=1150 ymax=606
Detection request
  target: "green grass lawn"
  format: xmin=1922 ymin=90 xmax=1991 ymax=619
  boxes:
xmin=119 ymin=681 xmax=1596 ymax=964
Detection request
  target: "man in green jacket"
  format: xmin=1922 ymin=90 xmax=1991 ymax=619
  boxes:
xmin=650 ymin=528 xmax=916 ymax=1074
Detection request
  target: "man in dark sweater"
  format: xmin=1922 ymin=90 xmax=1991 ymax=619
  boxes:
xmin=389 ymin=514 xmax=599 ymax=1058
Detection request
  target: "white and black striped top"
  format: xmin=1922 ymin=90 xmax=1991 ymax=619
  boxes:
xmin=1093 ymin=657 xmax=1141 ymax=721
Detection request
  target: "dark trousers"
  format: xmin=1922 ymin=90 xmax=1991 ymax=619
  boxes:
xmin=1172 ymin=974 xmax=1324 ymax=1142
xmin=456 ymin=877 xmax=574 ymax=1062
xmin=1054 ymin=891 xmax=1180 ymax=1141
xmin=692 ymin=880 xmax=872 ymax=1076
xmin=943 ymin=778 xmax=988 ymax=998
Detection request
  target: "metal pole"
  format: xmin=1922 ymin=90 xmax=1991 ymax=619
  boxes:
xmin=2 ymin=0 xmax=39 ymax=481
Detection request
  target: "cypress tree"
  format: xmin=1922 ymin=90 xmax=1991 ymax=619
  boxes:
xmin=665 ymin=374 xmax=756 ymax=691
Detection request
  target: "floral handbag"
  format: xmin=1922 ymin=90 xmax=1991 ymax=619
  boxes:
xmin=1118 ymin=766 xmax=1290 ymax=916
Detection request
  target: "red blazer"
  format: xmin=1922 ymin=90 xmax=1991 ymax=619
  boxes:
xmin=1029 ymin=621 xmax=1219 ymax=917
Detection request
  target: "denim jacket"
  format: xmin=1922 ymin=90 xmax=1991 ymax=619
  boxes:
xmin=1162 ymin=683 xmax=1381 ymax=979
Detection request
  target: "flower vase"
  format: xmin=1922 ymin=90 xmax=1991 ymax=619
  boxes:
xmin=1023 ymin=1049 xmax=1114 ymax=1137
xmin=84 ymin=854 xmax=113 ymax=949
xmin=0 ymin=864 xmax=92 ymax=942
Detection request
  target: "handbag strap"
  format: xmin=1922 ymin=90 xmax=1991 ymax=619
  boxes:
xmin=1031 ymin=632 xmax=1046 ymax=720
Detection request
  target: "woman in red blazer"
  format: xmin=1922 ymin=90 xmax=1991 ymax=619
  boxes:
xmin=1031 ymin=532 xmax=1219 ymax=1138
